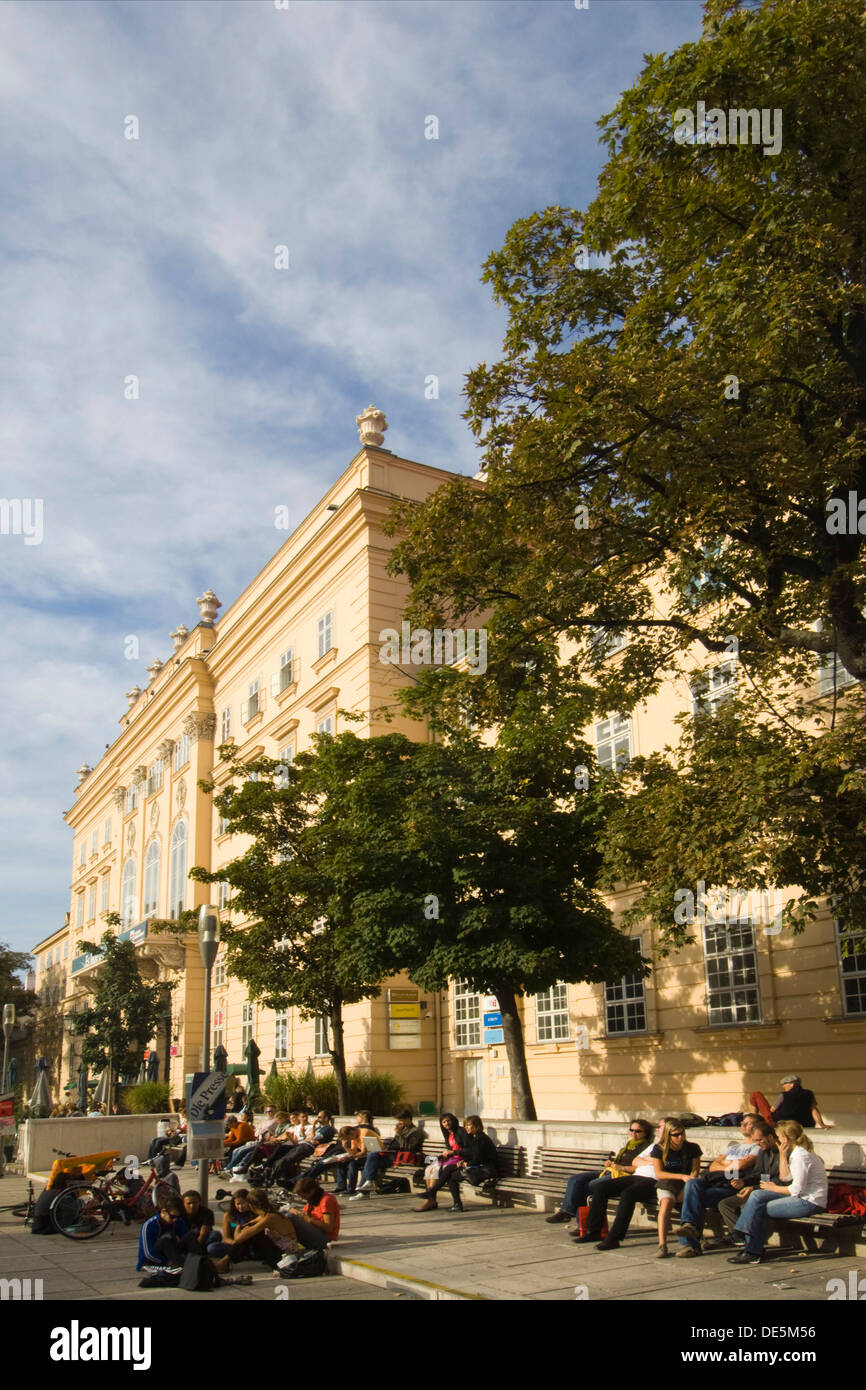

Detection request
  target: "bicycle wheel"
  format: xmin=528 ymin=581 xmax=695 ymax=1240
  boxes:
xmin=51 ymin=1183 xmax=113 ymax=1240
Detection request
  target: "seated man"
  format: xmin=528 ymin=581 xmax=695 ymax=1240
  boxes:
xmin=137 ymin=1198 xmax=188 ymax=1272
xmin=230 ymin=1110 xmax=291 ymax=1179
xmin=225 ymin=1105 xmax=278 ymax=1173
xmin=350 ymin=1108 xmax=424 ymax=1200
xmin=676 ymin=1114 xmax=764 ymax=1256
xmin=716 ymin=1128 xmax=785 ymax=1243
xmin=224 ymin=1111 xmax=256 ymax=1160
xmin=181 ymin=1189 xmax=216 ymax=1253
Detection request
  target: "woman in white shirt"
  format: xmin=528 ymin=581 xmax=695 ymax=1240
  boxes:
xmin=728 ymin=1121 xmax=827 ymax=1264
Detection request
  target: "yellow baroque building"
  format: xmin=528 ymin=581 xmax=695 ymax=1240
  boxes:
xmin=32 ymin=408 xmax=866 ymax=1125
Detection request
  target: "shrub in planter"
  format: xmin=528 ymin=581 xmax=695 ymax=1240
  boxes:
xmin=120 ymin=1081 xmax=171 ymax=1114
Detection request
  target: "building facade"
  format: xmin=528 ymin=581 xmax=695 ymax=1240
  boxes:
xmin=31 ymin=409 xmax=866 ymax=1125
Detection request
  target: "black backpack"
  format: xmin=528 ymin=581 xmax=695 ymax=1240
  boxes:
xmin=283 ymin=1248 xmax=326 ymax=1279
xmin=179 ymin=1253 xmax=220 ymax=1291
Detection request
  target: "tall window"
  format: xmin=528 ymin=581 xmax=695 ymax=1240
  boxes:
xmin=536 ymin=983 xmax=570 ymax=1042
xmin=590 ymin=628 xmax=629 ymax=658
xmin=242 ymin=1000 xmax=254 ymax=1050
xmin=146 ymin=760 xmax=163 ymax=796
xmin=818 ymin=653 xmax=858 ymax=697
xmin=220 ymin=707 xmax=232 ymax=742
xmin=317 ymin=610 xmax=333 ymax=658
xmin=121 ymin=857 xmax=137 ymax=927
xmin=125 ymin=783 xmax=139 ymax=814
xmin=316 ymin=713 xmax=334 ymax=737
xmin=605 ymin=938 xmax=647 ymax=1035
xmin=143 ymin=839 xmax=161 ymax=917
xmin=279 ymin=648 xmax=294 ymax=691
xmin=76 ymin=895 xmax=84 ymax=928
xmin=169 ymin=821 xmax=187 ymax=919
xmin=703 ymin=920 xmax=761 ymax=1025
xmin=313 ymin=1015 xmax=329 ymax=1058
xmin=101 ymin=874 xmax=110 ymax=914
xmin=692 ymin=660 xmax=737 ymax=718
xmin=87 ymin=887 xmax=96 ymax=922
xmin=91 ymin=830 xmax=98 ymax=857
xmin=837 ymin=919 xmax=866 ymax=1017
xmin=454 ymin=981 xmax=482 ymax=1048
xmin=79 ymin=841 xmax=86 ymax=866
xmin=213 ymin=1008 xmax=224 ymax=1051
xmin=595 ymin=714 xmax=632 ymax=770
xmin=275 ymin=1012 xmax=289 ymax=1061
xmin=214 ymin=955 xmax=226 ymax=989
xmin=247 ymin=679 xmax=260 ymax=720
xmin=173 ymin=733 xmax=190 ymax=772
xmin=218 ymin=879 xmax=230 ymax=910
xmin=103 ymin=817 xmax=111 ymax=845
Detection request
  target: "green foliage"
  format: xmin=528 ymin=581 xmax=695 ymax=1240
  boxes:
xmin=66 ymin=933 xmax=173 ymax=1077
xmin=120 ymin=1081 xmax=171 ymax=1114
xmin=0 ymin=941 xmax=32 ymax=1016
xmin=264 ymin=1068 xmax=405 ymax=1115
xmin=386 ymin=0 xmax=866 ymax=922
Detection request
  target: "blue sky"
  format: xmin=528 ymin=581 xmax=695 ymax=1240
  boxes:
xmin=0 ymin=0 xmax=704 ymax=963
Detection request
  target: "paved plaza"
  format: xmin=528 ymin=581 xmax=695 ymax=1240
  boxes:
xmin=1 ymin=1166 xmax=864 ymax=1303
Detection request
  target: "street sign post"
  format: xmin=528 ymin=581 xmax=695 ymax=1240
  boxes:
xmin=186 ymin=1070 xmax=226 ymax=1162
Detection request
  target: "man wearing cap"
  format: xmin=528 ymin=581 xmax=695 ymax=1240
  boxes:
xmin=750 ymin=1075 xmax=831 ymax=1129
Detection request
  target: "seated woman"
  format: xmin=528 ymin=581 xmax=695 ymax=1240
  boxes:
xmin=284 ymin=1175 xmax=341 ymax=1252
xmin=230 ymin=1110 xmax=291 ymax=1179
xmin=211 ymin=1188 xmax=298 ymax=1274
xmin=351 ymin=1108 xmax=424 ymax=1199
xmin=441 ymin=1115 xmax=498 ymax=1212
xmin=415 ymin=1113 xmax=468 ymax=1212
xmin=207 ymin=1188 xmax=254 ymax=1262
xmin=548 ymin=1118 xmax=654 ymax=1225
xmin=574 ymin=1118 xmax=672 ymax=1249
xmin=649 ymin=1121 xmax=702 ymax=1258
xmin=728 ymin=1121 xmax=827 ymax=1265
xmin=302 ymin=1125 xmax=364 ymax=1192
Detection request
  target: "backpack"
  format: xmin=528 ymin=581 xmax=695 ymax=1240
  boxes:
xmin=283 ymin=1248 xmax=326 ymax=1279
xmin=179 ymin=1254 xmax=220 ymax=1291
xmin=378 ymin=1175 xmax=411 ymax=1195
xmin=826 ymin=1184 xmax=866 ymax=1218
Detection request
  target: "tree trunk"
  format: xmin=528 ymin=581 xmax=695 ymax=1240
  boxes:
xmin=493 ymin=985 xmax=537 ymax=1121
xmin=328 ymin=1007 xmax=350 ymax=1115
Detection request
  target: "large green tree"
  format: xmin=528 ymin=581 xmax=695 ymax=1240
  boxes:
xmin=387 ymin=0 xmax=866 ymax=930
xmin=66 ymin=932 xmax=172 ymax=1082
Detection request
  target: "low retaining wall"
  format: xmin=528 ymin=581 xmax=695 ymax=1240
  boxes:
xmin=22 ymin=1114 xmax=177 ymax=1175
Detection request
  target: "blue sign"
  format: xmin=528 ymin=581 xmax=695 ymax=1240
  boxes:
xmin=71 ymin=920 xmax=149 ymax=973
xmin=483 ymin=1028 xmax=504 ymax=1046
xmin=483 ymin=1011 xmax=502 ymax=1027
xmin=186 ymin=1071 xmax=226 ymax=1122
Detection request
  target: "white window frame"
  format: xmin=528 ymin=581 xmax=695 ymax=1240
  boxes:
xmin=76 ymin=895 xmax=84 ymax=928
xmin=317 ymin=610 xmax=333 ymax=659
xmin=121 ymin=857 xmax=137 ymax=928
xmin=214 ymin=955 xmax=226 ymax=989
xmin=213 ymin=1008 xmax=224 ymax=1051
xmin=79 ymin=841 xmax=86 ymax=866
xmin=101 ymin=873 xmax=110 ymax=914
xmin=313 ymin=1015 xmax=329 ymax=1058
xmin=454 ymin=981 xmax=482 ymax=1048
xmin=275 ymin=1011 xmax=289 ymax=1061
xmin=143 ymin=838 xmax=160 ymax=918
xmin=91 ymin=830 xmax=98 ymax=857
xmin=220 ymin=707 xmax=232 ymax=743
xmin=218 ymin=879 xmax=230 ymax=910
xmin=316 ymin=713 xmax=334 ymax=737
xmin=147 ymin=760 xmax=163 ymax=797
xmin=702 ymin=918 xmax=762 ymax=1026
xmin=279 ymin=648 xmax=294 ymax=691
xmin=242 ymin=1000 xmax=254 ymax=1050
xmin=605 ymin=937 xmax=648 ymax=1035
xmin=595 ymin=714 xmax=633 ymax=771
xmin=173 ymin=733 xmax=190 ymax=772
xmin=692 ymin=660 xmax=737 ymax=718
xmin=536 ymin=983 xmax=570 ymax=1042
xmin=837 ymin=919 xmax=866 ymax=1018
xmin=87 ymin=887 xmax=96 ymax=922
xmin=169 ymin=820 xmax=187 ymax=920
xmin=246 ymin=679 xmax=260 ymax=721
xmin=103 ymin=817 xmax=111 ymax=845
xmin=125 ymin=783 xmax=139 ymax=814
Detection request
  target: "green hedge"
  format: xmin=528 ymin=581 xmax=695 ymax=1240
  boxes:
xmin=120 ymin=1081 xmax=171 ymax=1114
xmin=263 ymin=1068 xmax=405 ymax=1116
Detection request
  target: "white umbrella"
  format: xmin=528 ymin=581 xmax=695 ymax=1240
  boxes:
xmin=92 ymin=1067 xmax=112 ymax=1108
xmin=28 ymin=1058 xmax=53 ymax=1117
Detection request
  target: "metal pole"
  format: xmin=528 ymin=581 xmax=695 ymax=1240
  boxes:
xmin=2 ymin=1005 xmax=15 ymax=1094
xmin=199 ymin=960 xmax=212 ymax=1205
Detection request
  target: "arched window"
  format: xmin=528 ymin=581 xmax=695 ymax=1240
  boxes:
xmin=143 ymin=839 xmax=161 ymax=918
xmin=169 ymin=820 xmax=187 ymax=920
xmin=121 ymin=857 xmax=137 ymax=928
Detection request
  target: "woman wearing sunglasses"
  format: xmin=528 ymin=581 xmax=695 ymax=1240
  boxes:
xmin=650 ymin=1121 xmax=702 ymax=1258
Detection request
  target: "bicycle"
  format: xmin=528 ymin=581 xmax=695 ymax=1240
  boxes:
xmin=49 ymin=1151 xmax=181 ymax=1241
xmin=0 ymin=1179 xmax=36 ymax=1226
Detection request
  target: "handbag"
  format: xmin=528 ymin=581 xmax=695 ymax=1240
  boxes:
xmin=577 ymin=1205 xmax=609 ymax=1238
xmin=393 ymin=1150 xmax=423 ymax=1166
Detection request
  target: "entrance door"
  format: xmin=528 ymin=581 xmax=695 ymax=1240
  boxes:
xmin=463 ymin=1058 xmax=484 ymax=1115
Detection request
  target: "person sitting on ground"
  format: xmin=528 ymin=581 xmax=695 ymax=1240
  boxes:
xmin=573 ymin=1118 xmax=672 ymax=1250
xmin=181 ymin=1190 xmax=215 ymax=1252
xmin=675 ymin=1114 xmax=764 ymax=1257
xmin=715 ymin=1125 xmax=784 ymax=1243
xmin=286 ymin=1175 xmax=341 ymax=1249
xmin=351 ymin=1108 xmax=424 ymax=1200
xmin=728 ymin=1121 xmax=827 ymax=1265
xmin=749 ymin=1074 xmax=831 ymax=1129
xmin=225 ymin=1104 xmax=279 ymax=1174
xmin=137 ymin=1197 xmax=189 ymax=1271
xmin=419 ymin=1115 xmax=499 ymax=1213
xmin=650 ymin=1121 xmax=702 ymax=1258
xmin=211 ymin=1188 xmax=300 ymax=1274
xmin=224 ymin=1111 xmax=256 ymax=1159
xmin=548 ymin=1118 xmax=654 ymax=1225
xmin=207 ymin=1188 xmax=254 ymax=1262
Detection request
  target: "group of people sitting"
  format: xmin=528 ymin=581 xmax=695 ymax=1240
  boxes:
xmin=546 ymin=1098 xmax=829 ymax=1263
